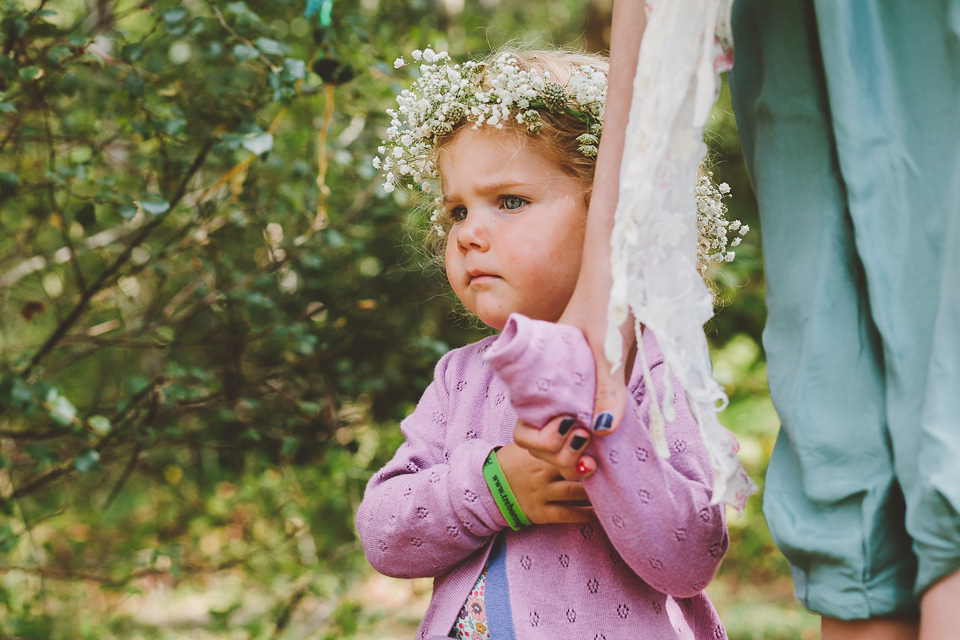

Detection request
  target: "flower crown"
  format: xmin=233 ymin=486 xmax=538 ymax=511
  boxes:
xmin=376 ymin=49 xmax=605 ymax=199
xmin=376 ymin=48 xmax=746 ymax=268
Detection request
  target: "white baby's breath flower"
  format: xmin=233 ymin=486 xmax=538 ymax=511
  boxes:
xmin=394 ymin=57 xmax=406 ymax=69
xmin=695 ymin=173 xmax=746 ymax=270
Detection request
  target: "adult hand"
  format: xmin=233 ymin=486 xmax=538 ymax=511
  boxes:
xmin=523 ymin=0 xmax=647 ymax=478
xmin=495 ymin=441 xmax=594 ymax=524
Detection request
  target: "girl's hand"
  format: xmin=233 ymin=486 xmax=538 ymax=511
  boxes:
xmin=513 ymin=415 xmax=599 ymax=480
xmin=495 ymin=441 xmax=594 ymax=524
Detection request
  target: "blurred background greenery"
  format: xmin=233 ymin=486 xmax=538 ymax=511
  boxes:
xmin=0 ymin=0 xmax=817 ymax=637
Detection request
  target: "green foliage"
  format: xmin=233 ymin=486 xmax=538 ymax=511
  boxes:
xmin=0 ymin=0 xmax=806 ymax=637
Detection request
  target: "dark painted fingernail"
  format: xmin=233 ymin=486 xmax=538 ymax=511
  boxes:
xmin=593 ymin=412 xmax=613 ymax=432
xmin=570 ymin=435 xmax=588 ymax=451
xmin=558 ymin=418 xmax=576 ymax=436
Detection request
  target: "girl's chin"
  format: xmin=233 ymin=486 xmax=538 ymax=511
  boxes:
xmin=476 ymin=308 xmax=559 ymax=330
xmin=479 ymin=317 xmax=507 ymax=331
xmin=474 ymin=309 xmax=508 ymax=331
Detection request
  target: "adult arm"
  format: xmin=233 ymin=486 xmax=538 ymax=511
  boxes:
xmin=558 ymin=0 xmax=646 ymax=425
xmin=525 ymin=0 xmax=646 ymax=476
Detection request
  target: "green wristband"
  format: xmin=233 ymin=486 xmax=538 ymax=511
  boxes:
xmin=482 ymin=448 xmax=532 ymax=530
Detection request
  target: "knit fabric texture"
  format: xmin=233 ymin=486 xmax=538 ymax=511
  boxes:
xmin=356 ymin=314 xmax=729 ymax=639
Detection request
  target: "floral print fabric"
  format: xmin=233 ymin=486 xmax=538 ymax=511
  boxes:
xmin=451 ymin=568 xmax=489 ymax=639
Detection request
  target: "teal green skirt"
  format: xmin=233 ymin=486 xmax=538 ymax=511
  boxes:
xmin=730 ymin=0 xmax=960 ymax=620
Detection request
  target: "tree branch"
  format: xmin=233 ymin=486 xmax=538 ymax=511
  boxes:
xmin=22 ymin=137 xmax=215 ymax=377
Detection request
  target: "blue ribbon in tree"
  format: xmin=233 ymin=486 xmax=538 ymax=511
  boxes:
xmin=305 ymin=0 xmax=334 ymax=26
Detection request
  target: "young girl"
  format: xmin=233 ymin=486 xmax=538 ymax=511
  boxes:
xmin=357 ymin=48 xmax=733 ymax=639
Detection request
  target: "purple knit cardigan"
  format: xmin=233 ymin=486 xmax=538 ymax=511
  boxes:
xmin=356 ymin=314 xmax=729 ymax=639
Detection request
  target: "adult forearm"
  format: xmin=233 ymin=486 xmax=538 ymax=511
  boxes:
xmin=566 ymin=0 xmax=646 ymax=318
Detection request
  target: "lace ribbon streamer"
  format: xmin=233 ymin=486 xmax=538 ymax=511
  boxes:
xmin=606 ymin=0 xmax=756 ymax=509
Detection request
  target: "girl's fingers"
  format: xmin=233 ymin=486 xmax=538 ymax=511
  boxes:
xmin=513 ymin=418 xmax=567 ymax=455
xmin=515 ymin=415 xmax=584 ymax=455
xmin=539 ymin=504 xmax=595 ymax=524
xmin=567 ymin=453 xmax=597 ymax=480
xmin=513 ymin=417 xmax=598 ymax=479
xmin=557 ymin=428 xmax=594 ymax=476
xmin=546 ymin=479 xmax=591 ymax=503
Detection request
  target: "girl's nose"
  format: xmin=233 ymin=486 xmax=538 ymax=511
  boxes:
xmin=456 ymin=210 xmax=491 ymax=253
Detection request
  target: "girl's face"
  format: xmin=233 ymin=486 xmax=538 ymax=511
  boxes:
xmin=440 ymin=127 xmax=589 ymax=330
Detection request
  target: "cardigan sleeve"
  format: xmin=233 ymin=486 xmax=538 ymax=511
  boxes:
xmin=356 ymin=349 xmax=509 ymax=579
xmin=484 ymin=313 xmax=729 ymax=597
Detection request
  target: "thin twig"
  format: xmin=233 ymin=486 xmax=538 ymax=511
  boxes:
xmin=0 ymin=111 xmax=23 ymax=155
xmin=313 ymin=84 xmax=335 ymax=231
xmin=271 ymin=580 xmax=309 ymax=639
xmin=102 ymin=444 xmax=140 ymax=511
xmin=209 ymin=3 xmax=280 ymax=72
xmin=22 ymin=138 xmax=215 ymax=377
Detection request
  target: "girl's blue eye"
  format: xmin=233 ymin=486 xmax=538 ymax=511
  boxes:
xmin=449 ymin=205 xmax=467 ymax=222
xmin=502 ymin=196 xmax=526 ymax=210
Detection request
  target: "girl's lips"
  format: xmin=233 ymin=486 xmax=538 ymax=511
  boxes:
xmin=468 ymin=273 xmax=500 ymax=285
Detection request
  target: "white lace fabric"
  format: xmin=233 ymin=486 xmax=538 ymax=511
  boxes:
xmin=606 ymin=0 xmax=756 ymax=509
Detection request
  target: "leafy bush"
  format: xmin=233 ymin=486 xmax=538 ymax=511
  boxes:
xmin=0 ymin=0 xmax=802 ymax=637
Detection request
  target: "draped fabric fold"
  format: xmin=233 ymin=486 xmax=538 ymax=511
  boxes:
xmin=606 ymin=0 xmax=756 ymax=508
